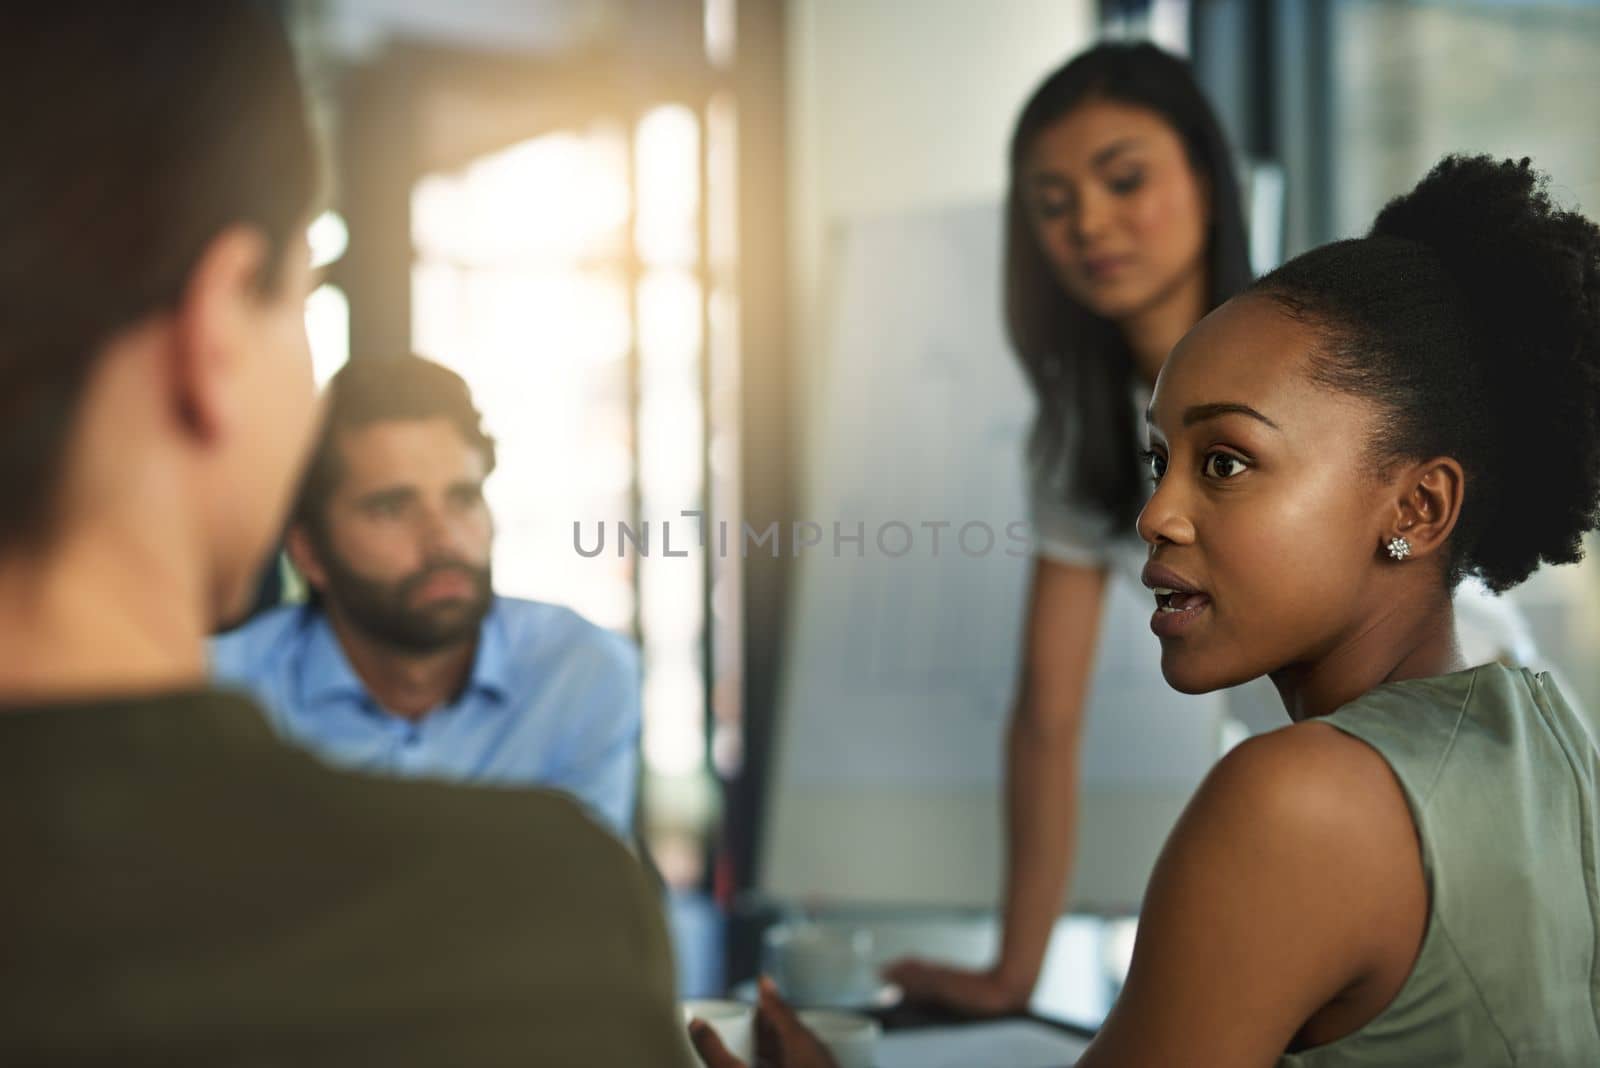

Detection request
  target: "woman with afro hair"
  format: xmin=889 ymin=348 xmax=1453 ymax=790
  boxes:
xmin=1070 ymin=154 xmax=1600 ymax=1066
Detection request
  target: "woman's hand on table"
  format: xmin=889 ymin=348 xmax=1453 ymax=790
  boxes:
xmin=689 ymin=977 xmax=839 ymax=1068
xmin=880 ymin=958 xmax=1031 ymax=1017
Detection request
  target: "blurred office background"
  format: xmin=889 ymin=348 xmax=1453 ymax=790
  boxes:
xmin=278 ymin=0 xmax=1600 ymax=1007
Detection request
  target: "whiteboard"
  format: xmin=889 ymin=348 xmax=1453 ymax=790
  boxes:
xmin=760 ymin=203 xmax=1223 ymax=911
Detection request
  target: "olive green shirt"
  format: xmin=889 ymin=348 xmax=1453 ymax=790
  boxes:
xmin=1281 ymin=664 xmax=1600 ymax=1066
xmin=0 ymin=690 xmax=699 ymax=1067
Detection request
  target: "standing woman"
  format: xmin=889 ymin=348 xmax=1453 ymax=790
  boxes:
xmin=885 ymin=42 xmax=1253 ymax=1013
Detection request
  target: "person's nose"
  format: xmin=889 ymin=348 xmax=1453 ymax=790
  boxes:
xmin=1136 ymin=471 xmax=1197 ymax=548
xmin=417 ymin=501 xmax=470 ymax=561
xmin=1070 ymin=185 xmax=1114 ymax=247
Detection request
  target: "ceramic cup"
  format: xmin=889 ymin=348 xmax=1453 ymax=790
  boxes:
xmin=762 ymin=922 xmax=878 ymax=1006
xmin=681 ymin=998 xmax=754 ymax=1061
xmin=797 ymin=1009 xmax=882 ymax=1068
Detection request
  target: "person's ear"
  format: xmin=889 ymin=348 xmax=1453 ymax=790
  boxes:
xmin=170 ymin=224 xmax=272 ymax=444
xmin=1383 ymin=457 xmax=1464 ymax=564
xmin=286 ymin=522 xmax=330 ymax=594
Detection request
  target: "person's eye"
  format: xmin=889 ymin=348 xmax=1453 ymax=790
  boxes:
xmin=1139 ymin=448 xmax=1166 ymax=482
xmin=364 ymin=498 xmax=406 ymax=518
xmin=1031 ymin=187 xmax=1073 ymax=220
xmin=1202 ymin=452 xmax=1249 ymax=480
xmin=1108 ymin=170 xmax=1145 ymax=195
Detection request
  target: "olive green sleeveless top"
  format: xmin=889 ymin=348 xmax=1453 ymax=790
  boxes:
xmin=1279 ymin=664 xmax=1600 ymax=1067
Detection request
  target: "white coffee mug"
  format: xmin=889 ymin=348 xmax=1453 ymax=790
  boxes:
xmin=797 ymin=1009 xmax=881 ymax=1068
xmin=682 ymin=999 xmax=753 ymax=1061
xmin=762 ymin=923 xmax=877 ymax=1006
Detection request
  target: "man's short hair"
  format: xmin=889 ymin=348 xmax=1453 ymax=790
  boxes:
xmin=293 ymin=355 xmax=498 ymax=536
xmin=0 ymin=2 xmax=318 ymax=552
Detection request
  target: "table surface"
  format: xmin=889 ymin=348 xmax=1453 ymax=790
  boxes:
xmin=873 ymin=999 xmax=1095 ymax=1039
xmin=877 ymin=1019 xmax=1090 ymax=1068
xmin=719 ymin=904 xmax=1114 ymax=1068
xmin=727 ymin=904 xmax=1134 ymax=1034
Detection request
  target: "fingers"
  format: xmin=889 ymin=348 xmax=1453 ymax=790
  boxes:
xmin=880 ymin=957 xmax=920 ymax=984
xmin=757 ymin=975 xmax=809 ymax=1038
xmin=895 ymin=965 xmax=1025 ymax=1018
xmin=879 ymin=962 xmax=987 ymax=1013
xmin=883 ymin=959 xmax=943 ymax=997
xmin=688 ymin=1018 xmax=746 ymax=1068
xmin=755 ymin=978 xmax=839 ymax=1068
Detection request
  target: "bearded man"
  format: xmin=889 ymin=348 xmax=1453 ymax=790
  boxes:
xmin=212 ymin=353 xmax=640 ymax=837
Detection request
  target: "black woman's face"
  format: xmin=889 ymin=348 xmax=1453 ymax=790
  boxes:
xmin=1137 ymin=296 xmax=1398 ymax=694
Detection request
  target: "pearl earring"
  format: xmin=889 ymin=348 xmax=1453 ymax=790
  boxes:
xmin=1386 ymin=536 xmax=1412 ymax=561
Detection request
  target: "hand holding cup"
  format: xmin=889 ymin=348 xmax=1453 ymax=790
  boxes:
xmin=689 ymin=977 xmax=841 ymax=1068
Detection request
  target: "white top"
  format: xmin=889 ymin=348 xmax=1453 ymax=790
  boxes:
xmin=1027 ymin=385 xmax=1153 ymax=586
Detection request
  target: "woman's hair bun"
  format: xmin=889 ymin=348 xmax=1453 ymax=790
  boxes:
xmin=1258 ymin=154 xmax=1600 ymax=591
xmin=1373 ymin=155 xmax=1600 ymax=590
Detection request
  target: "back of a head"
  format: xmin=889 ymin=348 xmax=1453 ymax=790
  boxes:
xmin=0 ymin=2 xmax=318 ymax=552
xmin=1253 ymin=155 xmax=1600 ymax=592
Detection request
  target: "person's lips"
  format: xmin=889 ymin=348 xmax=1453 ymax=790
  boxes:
xmin=1141 ymin=562 xmax=1212 ymax=638
xmin=411 ymin=568 xmax=476 ymax=601
xmin=1081 ymin=254 xmax=1134 ymax=281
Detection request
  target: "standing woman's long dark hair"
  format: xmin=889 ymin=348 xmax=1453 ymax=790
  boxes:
xmin=1007 ymin=43 xmax=1252 ymax=529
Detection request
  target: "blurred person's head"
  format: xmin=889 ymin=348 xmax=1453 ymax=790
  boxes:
xmin=1008 ymin=41 xmax=1251 ymax=529
xmin=287 ymin=356 xmax=498 ymax=655
xmin=1138 ymin=156 xmax=1600 ymax=697
xmin=0 ymin=3 xmax=320 ymax=632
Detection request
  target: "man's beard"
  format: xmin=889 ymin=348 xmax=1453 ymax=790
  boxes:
xmin=315 ymin=543 xmax=493 ymax=654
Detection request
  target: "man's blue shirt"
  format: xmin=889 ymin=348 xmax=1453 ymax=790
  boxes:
xmin=210 ymin=596 xmax=640 ymax=837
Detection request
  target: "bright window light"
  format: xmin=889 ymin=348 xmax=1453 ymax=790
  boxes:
xmin=307 ymin=211 xmax=349 ymax=270
xmin=305 ymin=283 xmax=349 ymax=386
